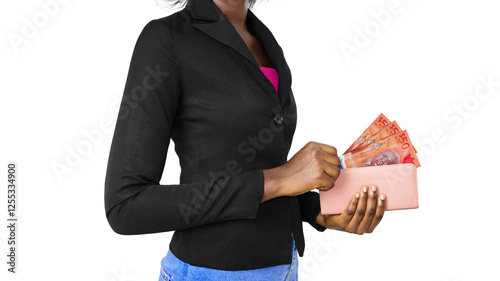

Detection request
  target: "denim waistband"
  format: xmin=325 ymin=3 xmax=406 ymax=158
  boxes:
xmin=159 ymin=232 xmax=298 ymax=281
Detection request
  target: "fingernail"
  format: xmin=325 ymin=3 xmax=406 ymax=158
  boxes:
xmin=355 ymin=193 xmax=359 ymax=199
xmin=379 ymin=194 xmax=386 ymax=206
xmin=371 ymin=186 xmax=377 ymax=192
xmin=363 ymin=186 xmax=368 ymax=193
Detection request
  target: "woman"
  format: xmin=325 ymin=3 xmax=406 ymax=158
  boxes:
xmin=104 ymin=0 xmax=387 ymax=280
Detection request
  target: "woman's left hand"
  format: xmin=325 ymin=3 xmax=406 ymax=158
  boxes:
xmin=316 ymin=185 xmax=386 ymax=235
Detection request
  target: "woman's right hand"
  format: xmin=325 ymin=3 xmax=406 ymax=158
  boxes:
xmin=261 ymin=141 xmax=341 ymax=202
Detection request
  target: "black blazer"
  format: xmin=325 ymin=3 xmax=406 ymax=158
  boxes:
xmin=104 ymin=0 xmax=325 ymax=270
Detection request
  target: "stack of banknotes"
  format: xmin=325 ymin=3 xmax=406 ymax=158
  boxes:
xmin=339 ymin=113 xmax=421 ymax=168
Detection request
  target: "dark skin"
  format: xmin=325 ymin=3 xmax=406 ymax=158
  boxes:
xmin=213 ymin=0 xmax=386 ymax=234
xmin=213 ymin=0 xmax=274 ymax=68
xmin=262 ymin=142 xmax=386 ymax=234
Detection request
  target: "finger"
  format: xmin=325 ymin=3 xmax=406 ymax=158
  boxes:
xmin=325 ymin=192 xmax=359 ymax=229
xmin=340 ymin=192 xmax=359 ymax=223
xmin=320 ymin=151 xmax=341 ymax=167
xmin=315 ymin=169 xmax=335 ymax=191
xmin=316 ymin=142 xmax=338 ymax=157
xmin=366 ymin=194 xmax=386 ymax=233
xmin=322 ymin=162 xmax=341 ymax=182
xmin=316 ymin=175 xmax=335 ymax=191
xmin=355 ymin=185 xmax=378 ymax=234
xmin=345 ymin=186 xmax=368 ymax=233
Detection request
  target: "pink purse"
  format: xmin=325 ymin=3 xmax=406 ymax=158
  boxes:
xmin=319 ymin=163 xmax=419 ymax=215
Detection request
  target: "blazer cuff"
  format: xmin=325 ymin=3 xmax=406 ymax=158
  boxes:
xmin=297 ymin=191 xmax=327 ymax=232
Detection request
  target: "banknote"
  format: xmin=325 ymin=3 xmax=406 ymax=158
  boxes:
xmin=351 ymin=121 xmax=402 ymax=153
xmin=343 ymin=113 xmax=391 ymax=154
xmin=341 ymin=130 xmax=420 ymax=168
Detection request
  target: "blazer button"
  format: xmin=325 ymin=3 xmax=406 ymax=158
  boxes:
xmin=273 ymin=113 xmax=284 ymax=125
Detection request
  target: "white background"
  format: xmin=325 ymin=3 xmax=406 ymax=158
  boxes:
xmin=1 ymin=0 xmax=500 ymax=280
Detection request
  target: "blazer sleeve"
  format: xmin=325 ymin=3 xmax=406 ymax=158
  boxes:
xmin=297 ymin=192 xmax=327 ymax=232
xmin=104 ymin=20 xmax=264 ymax=235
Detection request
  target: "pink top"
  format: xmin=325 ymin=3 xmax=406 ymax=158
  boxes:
xmin=260 ymin=66 xmax=279 ymax=93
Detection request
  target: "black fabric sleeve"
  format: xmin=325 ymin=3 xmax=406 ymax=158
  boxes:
xmin=297 ymin=191 xmax=327 ymax=232
xmin=104 ymin=20 xmax=264 ymax=235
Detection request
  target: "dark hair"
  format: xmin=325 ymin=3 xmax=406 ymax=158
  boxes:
xmin=157 ymin=0 xmax=258 ymax=9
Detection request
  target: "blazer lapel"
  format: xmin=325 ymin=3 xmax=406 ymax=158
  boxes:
xmin=187 ymin=0 xmax=259 ymax=67
xmin=246 ymin=10 xmax=292 ymax=108
xmin=186 ymin=0 xmax=292 ymax=108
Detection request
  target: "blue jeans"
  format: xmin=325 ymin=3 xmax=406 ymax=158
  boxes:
xmin=158 ymin=233 xmax=298 ymax=281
